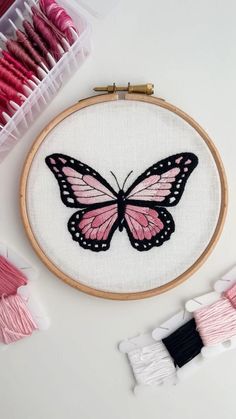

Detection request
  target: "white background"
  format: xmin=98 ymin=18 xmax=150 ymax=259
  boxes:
xmin=0 ymin=0 xmax=236 ymax=418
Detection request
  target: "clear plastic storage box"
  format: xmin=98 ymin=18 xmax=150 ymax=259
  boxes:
xmin=0 ymin=0 xmax=92 ymax=162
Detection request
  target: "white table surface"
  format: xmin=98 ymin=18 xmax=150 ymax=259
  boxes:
xmin=0 ymin=1 xmax=236 ymax=418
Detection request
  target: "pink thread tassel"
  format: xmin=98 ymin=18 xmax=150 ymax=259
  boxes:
xmin=194 ymin=297 xmax=236 ymax=346
xmin=0 ymin=256 xmax=28 ymax=297
xmin=224 ymin=283 xmax=236 ymax=309
xmin=39 ymin=0 xmax=77 ymax=44
xmin=0 ymin=294 xmax=38 ymax=344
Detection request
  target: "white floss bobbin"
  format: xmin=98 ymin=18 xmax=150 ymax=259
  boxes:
xmin=119 ymin=332 xmax=177 ymax=393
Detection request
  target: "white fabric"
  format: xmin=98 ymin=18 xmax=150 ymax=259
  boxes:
xmin=26 ymin=100 xmax=221 ymax=293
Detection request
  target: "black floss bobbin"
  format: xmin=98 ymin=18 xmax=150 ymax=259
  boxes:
xmin=162 ymin=318 xmax=203 ymax=368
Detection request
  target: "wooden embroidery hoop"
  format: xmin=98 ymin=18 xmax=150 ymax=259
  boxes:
xmin=20 ymin=87 xmax=228 ymax=300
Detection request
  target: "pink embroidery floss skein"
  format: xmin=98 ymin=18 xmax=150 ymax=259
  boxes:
xmin=32 ymin=8 xmax=63 ymax=61
xmin=194 ymin=297 xmax=236 ymax=346
xmin=39 ymin=0 xmax=78 ymax=44
xmin=0 ymin=56 xmax=28 ymax=84
xmin=0 ymin=255 xmax=27 ymax=297
xmin=5 ymin=39 xmax=38 ymax=73
xmin=16 ymin=29 xmax=48 ymax=69
xmin=2 ymin=50 xmax=35 ymax=81
xmin=0 ymin=294 xmax=38 ymax=344
xmin=224 ymin=283 xmax=236 ymax=309
xmin=22 ymin=20 xmax=50 ymax=61
xmin=0 ymin=63 xmax=25 ymax=94
xmin=0 ymin=80 xmax=24 ymax=106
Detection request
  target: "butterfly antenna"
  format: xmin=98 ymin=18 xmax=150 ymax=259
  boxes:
xmin=110 ymin=171 xmax=121 ymax=191
xmin=122 ymin=171 xmax=133 ymax=190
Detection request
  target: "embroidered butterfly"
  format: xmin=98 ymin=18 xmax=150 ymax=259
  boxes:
xmin=45 ymin=152 xmax=198 ymax=252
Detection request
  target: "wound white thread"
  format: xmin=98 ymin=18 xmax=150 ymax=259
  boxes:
xmin=128 ymin=341 xmax=176 ymax=386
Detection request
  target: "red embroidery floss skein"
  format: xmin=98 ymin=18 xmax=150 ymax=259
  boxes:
xmin=32 ymin=9 xmax=63 ymax=60
xmin=0 ymin=63 xmax=25 ymax=94
xmin=6 ymin=39 xmax=38 ymax=73
xmin=39 ymin=0 xmax=78 ymax=44
xmin=0 ymin=80 xmax=24 ymax=106
xmin=194 ymin=297 xmax=236 ymax=346
xmin=16 ymin=29 xmax=48 ymax=68
xmin=2 ymin=50 xmax=35 ymax=81
xmin=0 ymin=56 xmax=28 ymax=84
xmin=23 ymin=20 xmax=50 ymax=61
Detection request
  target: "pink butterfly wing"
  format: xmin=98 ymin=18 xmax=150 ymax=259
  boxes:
xmin=123 ymin=153 xmax=198 ymax=250
xmin=68 ymin=204 xmax=119 ymax=251
xmin=126 ymin=153 xmax=198 ymax=207
xmin=124 ymin=204 xmax=174 ymax=251
xmin=46 ymin=154 xmax=117 ymax=208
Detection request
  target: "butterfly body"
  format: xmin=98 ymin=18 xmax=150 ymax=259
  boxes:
xmin=117 ymin=190 xmax=126 ymax=232
xmin=46 ymin=152 xmax=198 ymax=252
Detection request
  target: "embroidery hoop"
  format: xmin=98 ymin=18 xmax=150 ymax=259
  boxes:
xmin=20 ymin=90 xmax=227 ymax=300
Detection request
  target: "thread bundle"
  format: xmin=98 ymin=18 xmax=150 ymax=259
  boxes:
xmin=0 ymin=254 xmax=38 ymax=345
xmin=0 ymin=0 xmax=78 ymax=127
xmin=125 ymin=280 xmax=236 ymax=389
xmin=162 ymin=319 xmax=203 ymax=368
xmin=128 ymin=342 xmax=176 ymax=386
xmin=194 ymin=297 xmax=236 ymax=346
xmin=0 ymin=294 xmax=38 ymax=344
xmin=0 ymin=255 xmax=27 ymax=296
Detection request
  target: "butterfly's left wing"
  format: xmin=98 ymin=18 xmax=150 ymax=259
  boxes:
xmin=125 ymin=153 xmax=198 ymax=207
xmin=45 ymin=153 xmax=117 ymax=208
xmin=68 ymin=204 xmax=119 ymax=251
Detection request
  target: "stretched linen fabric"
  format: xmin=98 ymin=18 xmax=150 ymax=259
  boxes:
xmin=26 ymin=100 xmax=221 ymax=293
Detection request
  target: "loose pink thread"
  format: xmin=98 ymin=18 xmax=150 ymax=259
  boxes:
xmin=0 ymin=255 xmax=28 ymax=297
xmin=194 ymin=297 xmax=236 ymax=346
xmin=0 ymin=294 xmax=38 ymax=344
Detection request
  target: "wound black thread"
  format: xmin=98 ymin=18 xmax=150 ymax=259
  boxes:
xmin=162 ymin=318 xmax=203 ymax=368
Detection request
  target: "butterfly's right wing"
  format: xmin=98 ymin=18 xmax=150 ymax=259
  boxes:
xmin=124 ymin=204 xmax=175 ymax=251
xmin=125 ymin=153 xmax=198 ymax=207
xmin=45 ymin=154 xmax=117 ymax=208
xmin=68 ymin=204 xmax=119 ymax=251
